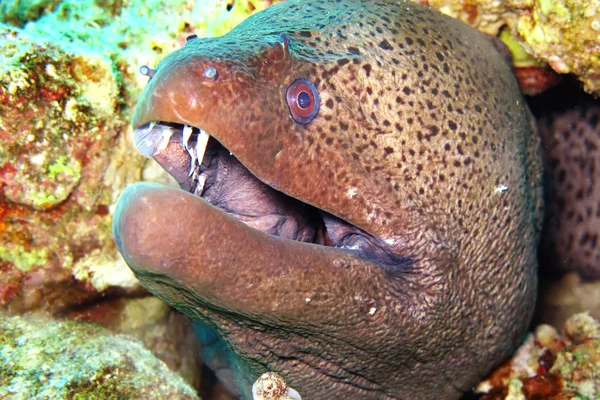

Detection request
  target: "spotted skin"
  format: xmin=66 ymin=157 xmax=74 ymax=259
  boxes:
xmin=539 ymin=102 xmax=600 ymax=279
xmin=113 ymin=0 xmax=543 ymax=398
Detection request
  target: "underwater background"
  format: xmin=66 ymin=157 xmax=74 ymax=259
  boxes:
xmin=0 ymin=0 xmax=598 ymax=399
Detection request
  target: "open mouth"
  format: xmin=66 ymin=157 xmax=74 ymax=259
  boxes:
xmin=133 ymin=122 xmax=407 ymax=267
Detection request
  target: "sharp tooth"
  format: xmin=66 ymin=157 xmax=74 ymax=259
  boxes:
xmin=196 ymin=174 xmax=207 ymax=195
xmin=196 ymin=129 xmax=210 ymax=165
xmin=182 ymin=124 xmax=193 ymax=149
xmin=187 ymin=146 xmax=197 ymax=176
xmin=133 ymin=122 xmax=176 ymax=158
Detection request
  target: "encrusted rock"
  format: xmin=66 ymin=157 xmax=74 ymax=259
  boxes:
xmin=0 ymin=0 xmax=282 ymax=314
xmin=412 ymin=0 xmax=600 ymax=94
xmin=0 ymin=313 xmax=200 ymax=399
xmin=476 ymin=312 xmax=600 ymax=399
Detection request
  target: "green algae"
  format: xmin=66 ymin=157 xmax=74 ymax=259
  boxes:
xmin=47 ymin=155 xmax=80 ymax=180
xmin=0 ymin=313 xmax=199 ymax=399
xmin=0 ymin=0 xmax=282 ymax=312
xmin=499 ymin=29 xmax=541 ymax=68
xmin=0 ymin=245 xmax=47 ymax=272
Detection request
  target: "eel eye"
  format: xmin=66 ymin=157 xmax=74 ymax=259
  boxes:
xmin=286 ymin=78 xmax=320 ymax=124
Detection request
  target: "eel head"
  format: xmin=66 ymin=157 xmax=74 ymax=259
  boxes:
xmin=113 ymin=1 xmax=542 ymax=398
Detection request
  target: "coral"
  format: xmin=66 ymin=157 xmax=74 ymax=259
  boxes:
xmin=252 ymin=372 xmax=302 ymax=400
xmin=0 ymin=0 xmax=281 ymax=314
xmin=0 ymin=313 xmax=199 ymax=399
xmin=512 ymin=0 xmax=600 ymax=94
xmin=411 ymin=0 xmax=600 ymax=94
xmin=475 ymin=313 xmax=600 ymax=399
xmin=66 ymin=296 xmax=203 ymax=390
xmin=0 ymin=25 xmax=142 ymax=313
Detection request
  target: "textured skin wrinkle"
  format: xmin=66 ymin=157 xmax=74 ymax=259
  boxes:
xmin=113 ymin=0 xmax=543 ymax=398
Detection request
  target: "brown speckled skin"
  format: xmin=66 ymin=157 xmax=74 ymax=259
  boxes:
xmin=114 ymin=0 xmax=543 ymax=398
xmin=539 ymin=102 xmax=600 ymax=279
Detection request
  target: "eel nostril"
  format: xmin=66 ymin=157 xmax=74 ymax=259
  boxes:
xmin=139 ymin=65 xmax=156 ymax=79
xmin=203 ymin=67 xmax=218 ymax=80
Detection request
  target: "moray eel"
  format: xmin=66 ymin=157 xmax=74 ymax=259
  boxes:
xmin=112 ymin=0 xmax=543 ymax=398
xmin=537 ymin=98 xmax=600 ymax=279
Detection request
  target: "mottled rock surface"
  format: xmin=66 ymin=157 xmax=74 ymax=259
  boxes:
xmin=66 ymin=296 xmax=204 ymax=390
xmin=476 ymin=313 xmax=600 ymax=400
xmin=0 ymin=313 xmax=200 ymax=399
xmin=536 ymin=98 xmax=600 ymax=279
xmin=414 ymin=0 xmax=600 ymax=95
xmin=0 ymin=0 xmax=280 ymax=314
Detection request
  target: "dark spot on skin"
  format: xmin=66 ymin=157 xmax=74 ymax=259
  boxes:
xmin=348 ymin=47 xmax=361 ymax=55
xmin=379 ymin=39 xmax=394 ymax=50
xmin=338 ymin=58 xmax=350 ymax=66
xmin=326 ymin=99 xmax=334 ymax=109
xmin=363 ymin=64 xmax=372 ymax=77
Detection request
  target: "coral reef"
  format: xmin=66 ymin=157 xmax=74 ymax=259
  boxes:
xmin=475 ymin=313 xmax=600 ymax=399
xmin=66 ymin=296 xmax=203 ymax=390
xmin=414 ymin=0 xmax=600 ymax=94
xmin=0 ymin=25 xmax=141 ymax=313
xmin=0 ymin=0 xmax=279 ymax=315
xmin=0 ymin=312 xmax=200 ymax=399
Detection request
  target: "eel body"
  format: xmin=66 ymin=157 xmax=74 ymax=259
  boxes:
xmin=112 ymin=0 xmax=543 ymax=398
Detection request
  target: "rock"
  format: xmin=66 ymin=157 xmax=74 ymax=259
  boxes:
xmin=411 ymin=0 xmax=600 ymax=95
xmin=65 ymin=296 xmax=204 ymax=390
xmin=475 ymin=312 xmax=600 ymax=399
xmin=0 ymin=25 xmax=142 ymax=314
xmin=0 ymin=312 xmax=200 ymax=399
xmin=0 ymin=0 xmax=282 ymax=314
xmin=536 ymin=99 xmax=600 ymax=279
